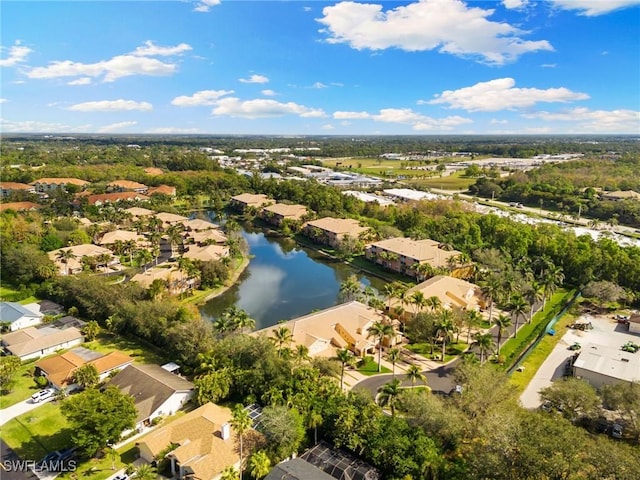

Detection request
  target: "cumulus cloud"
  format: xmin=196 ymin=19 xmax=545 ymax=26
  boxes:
xmin=334 ymin=107 xmax=471 ymax=130
xmin=211 ymin=97 xmax=326 ymax=118
xmin=97 ymin=121 xmax=137 ymax=133
xmin=502 ymin=0 xmax=527 ymax=9
xmin=239 ymin=74 xmax=269 ymax=84
xmin=322 ymin=124 xmax=335 ymax=130
xmin=171 ymin=89 xmax=234 ymax=106
xmin=67 ymin=77 xmax=92 ymax=86
xmin=132 ymin=41 xmax=192 ymax=57
xmin=0 ymin=41 xmax=33 ymax=67
xmin=317 ymin=0 xmax=553 ymax=64
xmin=193 ymin=0 xmax=221 ymax=13
xmin=28 ymin=55 xmax=178 ymax=82
xmin=333 ymin=111 xmax=372 ymax=119
xmin=0 ymin=98 xmax=6 ymax=104
xmin=0 ymin=119 xmax=85 ymax=133
xmin=312 ymin=82 xmax=328 ymax=89
xmin=68 ymin=99 xmax=153 ymax=112
xmin=548 ymin=0 xmax=640 ymax=16
xmin=427 ymin=78 xmax=589 ymax=111
xmin=490 ymin=118 xmax=508 ymax=124
xmin=261 ymin=89 xmax=276 ymax=96
xmin=522 ymin=107 xmax=640 ymax=132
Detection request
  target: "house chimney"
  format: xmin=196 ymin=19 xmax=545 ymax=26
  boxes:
xmin=221 ymin=422 xmax=231 ymax=440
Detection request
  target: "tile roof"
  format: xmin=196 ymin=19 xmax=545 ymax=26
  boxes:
xmin=263 ymin=203 xmax=308 ymax=219
xmin=108 ymin=364 xmax=194 ymax=423
xmin=98 ymin=230 xmax=147 ymax=245
xmin=148 ymin=185 xmax=176 ymax=196
xmin=0 ymin=182 xmax=34 ymax=190
xmin=108 ymin=180 xmax=148 ymax=190
xmin=304 ymin=217 xmax=369 ymax=236
xmin=391 ymin=275 xmax=482 ymax=311
xmin=31 ymin=178 xmax=89 ymax=186
xmin=367 ymin=237 xmax=461 ymax=266
xmin=0 ymin=201 xmax=41 ymax=211
xmin=2 ymin=326 xmax=82 ymax=358
xmin=183 ymin=244 xmax=229 ymax=262
xmin=155 ymin=212 xmax=188 ymax=224
xmin=85 ymin=192 xmax=150 ymax=205
xmin=182 ymin=218 xmax=218 ymax=231
xmin=124 ymin=207 xmax=155 ymax=217
xmin=231 ymin=193 xmax=273 ymax=206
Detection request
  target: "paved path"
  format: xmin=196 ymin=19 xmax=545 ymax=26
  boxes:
xmin=0 ymin=397 xmax=53 ymax=427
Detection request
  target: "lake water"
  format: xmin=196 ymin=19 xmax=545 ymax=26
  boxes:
xmin=199 ymin=225 xmax=386 ymax=330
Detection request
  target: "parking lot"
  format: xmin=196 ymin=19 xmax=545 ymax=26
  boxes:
xmin=520 ymin=313 xmax=639 ymax=409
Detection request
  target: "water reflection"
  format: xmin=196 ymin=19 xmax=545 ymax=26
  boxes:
xmin=199 ymin=226 xmax=385 ymax=330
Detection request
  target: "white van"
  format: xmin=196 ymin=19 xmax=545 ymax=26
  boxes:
xmin=31 ymin=388 xmax=55 ymax=403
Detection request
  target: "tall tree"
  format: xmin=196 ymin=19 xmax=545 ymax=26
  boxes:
xmin=336 ymin=348 xmax=355 ymax=390
xmin=231 ymin=404 xmax=252 ymax=480
xmin=248 ymin=450 xmax=271 ymax=480
xmin=378 ymin=379 xmax=402 ymax=416
xmin=493 ymin=314 xmax=512 ymax=355
xmin=405 ymin=364 xmax=426 ymax=388
xmin=56 ymin=248 xmax=77 ymax=276
xmin=72 ymin=364 xmax=100 ymax=390
xmin=473 ymin=332 xmax=495 ymax=365
xmin=386 ymin=347 xmax=401 ymax=380
xmin=270 ymin=326 xmax=293 ymax=357
xmin=367 ymin=320 xmax=396 ymax=372
xmin=509 ymin=294 xmax=529 ymax=338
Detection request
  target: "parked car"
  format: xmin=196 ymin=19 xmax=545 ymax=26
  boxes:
xmin=31 ymin=388 xmax=55 ymax=403
xmin=114 ymin=473 xmax=129 ymax=480
xmin=611 ymin=423 xmax=624 ymax=439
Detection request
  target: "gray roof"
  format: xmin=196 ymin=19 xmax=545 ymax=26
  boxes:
xmin=38 ymin=300 xmax=65 ymax=315
xmin=108 ymin=363 xmax=194 ymax=423
xmin=1 ymin=326 xmax=83 ymax=357
xmin=265 ymin=458 xmax=336 ymax=480
xmin=0 ymin=302 xmax=42 ymax=323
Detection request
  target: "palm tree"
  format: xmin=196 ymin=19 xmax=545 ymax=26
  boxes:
xmin=377 ymin=378 xmax=402 ymax=416
xmin=510 ymin=294 xmax=529 ymax=338
xmin=148 ymin=278 xmax=167 ymax=300
xmin=82 ymin=320 xmax=100 ymax=341
xmin=494 ymin=314 xmax=512 ymax=354
xmin=307 ymin=408 xmax=323 ymax=445
xmin=96 ymin=252 xmax=113 ymax=272
xmin=135 ymin=249 xmax=153 ymax=271
xmin=367 ymin=321 xmax=396 ymax=373
xmin=410 ymin=291 xmax=426 ymax=317
xmin=464 ymin=310 xmax=483 ymax=344
xmin=133 ymin=463 xmax=157 ymax=480
xmin=406 ymin=364 xmax=427 ymax=388
xmin=231 ymin=405 xmax=252 ymax=480
xmin=248 ymin=451 xmax=271 ymax=480
xmin=524 ymin=281 xmax=544 ymax=323
xmin=166 ymin=225 xmax=183 ymax=256
xmin=271 ymin=326 xmax=293 ymax=356
xmin=220 ymin=466 xmax=239 ymax=480
xmin=473 ymin=332 xmax=495 ymax=364
xmin=542 ymin=265 xmax=565 ymax=308
xmin=414 ymin=262 xmax=435 ymax=281
xmin=383 ymin=282 xmax=398 ymax=311
xmin=294 ymin=344 xmax=310 ymax=365
xmin=336 ymin=348 xmax=355 ymax=390
xmin=56 ymin=248 xmax=77 ymax=276
xmin=425 ymin=295 xmax=442 ymax=313
xmin=386 ymin=347 xmax=401 ymax=379
xmin=339 ymin=274 xmax=361 ymax=302
xmin=123 ymin=239 xmax=137 ymax=264
xmin=436 ymin=309 xmax=455 ymax=362
xmin=480 ymin=275 xmax=502 ymax=324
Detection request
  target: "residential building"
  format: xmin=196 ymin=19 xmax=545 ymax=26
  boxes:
xmin=130 ymin=267 xmax=198 ymax=294
xmin=108 ymin=363 xmax=194 ymax=431
xmin=365 ymin=237 xmax=464 ymax=277
xmin=182 ymin=218 xmax=219 ymax=232
xmin=600 ymin=190 xmax=640 ymax=202
xmin=31 ymin=177 xmax=89 ymax=193
xmin=252 ymin=301 xmax=400 ymax=358
xmin=265 ymin=458 xmax=335 ymax=480
xmin=573 ymin=343 xmax=640 ymax=388
xmin=0 ymin=302 xmax=44 ymax=331
xmin=98 ymin=230 xmax=148 ymax=248
xmin=107 ymin=180 xmax=148 ymax=194
xmin=155 ymin=212 xmax=189 ymax=228
xmin=0 ymin=182 xmax=36 ymax=198
xmin=48 ymin=244 xmax=120 ymax=275
xmin=262 ymin=203 xmax=309 ymax=226
xmin=35 ymin=347 xmax=133 ymax=391
xmin=0 ymin=201 xmax=41 ymax=212
xmin=185 ymin=229 xmax=227 ymax=246
xmin=230 ymin=193 xmax=274 ymax=211
xmin=389 ymin=275 xmax=483 ymax=314
xmin=137 ymin=402 xmax=240 ymax=480
xmin=84 ymin=192 xmax=150 ymax=206
xmin=124 ymin=206 xmax=155 ymax=218
xmin=302 ymin=218 xmax=369 ymax=248
xmin=144 ymin=167 xmax=164 ymax=176
xmin=1 ymin=326 xmax=84 ymax=361
xmin=183 ymin=244 xmax=229 ymax=263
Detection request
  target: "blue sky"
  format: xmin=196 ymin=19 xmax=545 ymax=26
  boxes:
xmin=1 ymin=0 xmax=639 ymax=135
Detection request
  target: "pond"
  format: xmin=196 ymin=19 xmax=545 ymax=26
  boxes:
xmin=199 ymin=224 xmax=387 ymax=330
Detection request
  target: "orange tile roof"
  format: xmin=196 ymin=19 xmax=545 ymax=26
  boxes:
xmin=108 ymin=180 xmax=148 ymax=190
xmin=31 ymin=178 xmax=89 ymax=186
xmin=0 ymin=182 xmax=34 ymax=190
xmin=86 ymin=192 xmax=150 ymax=205
xmin=144 ymin=167 xmax=164 ymax=176
xmin=148 ymin=185 xmax=176 ymax=196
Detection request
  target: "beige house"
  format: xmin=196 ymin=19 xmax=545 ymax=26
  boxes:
xmin=130 ymin=267 xmax=198 ymax=294
xmin=155 ymin=212 xmax=189 ymax=228
xmin=185 ymin=229 xmax=227 ymax=246
xmin=1 ymin=326 xmax=84 ymax=361
xmin=98 ymin=230 xmax=148 ymax=247
xmin=600 ymin=190 xmax=640 ymax=201
xmin=262 ymin=203 xmax=309 ymax=226
xmin=148 ymin=185 xmax=177 ymax=197
xmin=230 ymin=193 xmax=274 ymax=211
xmin=0 ymin=201 xmax=41 ymax=212
xmin=0 ymin=182 xmax=36 ymax=198
xmin=183 ymin=245 xmax=229 ymax=263
xmin=390 ymin=275 xmax=483 ymax=314
xmin=365 ymin=237 xmax=463 ymax=277
xmin=49 ymin=244 xmax=120 ymax=275
xmin=137 ymin=402 xmax=240 ymax=480
xmin=31 ymin=177 xmax=89 ymax=193
xmin=107 ymin=180 xmax=148 ymax=194
xmin=85 ymin=192 xmax=150 ymax=206
xmin=302 ymin=217 xmax=369 ymax=248
xmin=124 ymin=207 xmax=155 ymax=218
xmin=253 ymin=301 xmax=399 ymax=358
xmin=182 ymin=218 xmax=219 ymax=232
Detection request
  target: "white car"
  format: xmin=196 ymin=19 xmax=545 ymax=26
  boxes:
xmin=31 ymin=388 xmax=55 ymax=403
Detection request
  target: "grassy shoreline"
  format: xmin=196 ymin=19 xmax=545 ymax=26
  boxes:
xmin=181 ymin=256 xmax=250 ymax=306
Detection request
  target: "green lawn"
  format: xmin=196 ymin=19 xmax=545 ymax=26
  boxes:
xmin=0 ymin=361 xmax=43 ymax=409
xmin=83 ymin=332 xmax=169 ymax=366
xmin=1 ymin=402 xmax=72 ymax=461
xmin=0 ymin=285 xmax=38 ymax=304
xmin=407 ymin=171 xmax=476 ymax=191
xmin=405 ymin=340 xmax=468 ymax=362
xmin=358 ymin=359 xmax=392 ymax=376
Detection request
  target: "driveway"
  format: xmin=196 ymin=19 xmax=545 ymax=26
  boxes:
xmin=0 ymin=397 xmax=53 ymax=427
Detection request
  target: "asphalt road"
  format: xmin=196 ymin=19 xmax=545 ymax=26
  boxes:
xmin=0 ymin=439 xmax=38 ymax=480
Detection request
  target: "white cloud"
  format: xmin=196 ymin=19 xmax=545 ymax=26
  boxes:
xmin=312 ymin=82 xmax=328 ymax=89
xmin=548 ymin=0 xmax=640 ymax=16
xmin=171 ymin=89 xmax=234 ymax=106
xmin=541 ymin=63 xmax=556 ymax=68
xmin=97 ymin=121 xmax=138 ymax=133
xmin=503 ymin=0 xmax=527 ymax=8
xmin=490 ymin=118 xmax=508 ymax=124
xmin=193 ymin=0 xmax=221 ymax=13
xmin=132 ymin=41 xmax=192 ymax=57
xmin=413 ymin=115 xmax=473 ymax=130
xmin=0 ymin=98 xmax=6 ymax=104
xmin=211 ymin=97 xmax=326 ymax=118
xmin=28 ymin=54 xmax=178 ymax=82
xmin=427 ymin=78 xmax=589 ymax=111
xmin=322 ymin=124 xmax=335 ymax=130
xmin=0 ymin=119 xmax=84 ymax=132
xmin=317 ymin=0 xmax=553 ymax=65
xmin=261 ymin=89 xmax=276 ymax=96
xmin=522 ymin=107 xmax=640 ymax=132
xmin=333 ymin=111 xmax=371 ymax=119
xmin=0 ymin=41 xmax=33 ymax=67
xmin=67 ymin=77 xmax=92 ymax=86
xmin=239 ymin=74 xmax=269 ymax=84
xmin=373 ymin=108 xmax=425 ymax=123
xmin=68 ymin=99 xmax=153 ymax=112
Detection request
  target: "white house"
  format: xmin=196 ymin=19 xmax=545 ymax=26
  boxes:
xmin=108 ymin=363 xmax=194 ymax=431
xmin=1 ymin=326 xmax=84 ymax=361
xmin=573 ymin=343 xmax=640 ymax=389
xmin=0 ymin=302 xmax=44 ymax=331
